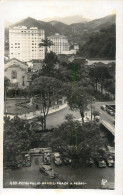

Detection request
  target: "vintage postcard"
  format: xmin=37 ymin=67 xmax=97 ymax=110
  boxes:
xmin=0 ymin=0 xmax=123 ymax=194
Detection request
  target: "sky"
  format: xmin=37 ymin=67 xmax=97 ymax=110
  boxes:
xmin=0 ymin=0 xmax=119 ymax=24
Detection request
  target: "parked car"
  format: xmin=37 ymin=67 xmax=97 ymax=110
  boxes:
xmin=54 ymin=152 xmax=62 ymax=166
xmin=98 ymin=160 xmax=107 ymax=168
xmin=39 ymin=164 xmax=57 ymax=178
xmin=101 ymin=105 xmax=106 ymax=111
xmin=63 ymin=157 xmax=72 ymax=165
xmin=86 ymin=158 xmax=94 ymax=166
xmin=107 ymin=108 xmax=112 ymax=114
xmin=76 ymin=116 xmax=94 ymax=124
xmin=109 ymin=110 xmax=115 ymax=116
xmin=105 ymin=146 xmax=115 ymax=160
xmin=43 ymin=153 xmax=51 ymax=165
xmin=104 ymin=155 xmax=114 ymax=167
xmin=4 ymin=161 xmax=21 ymax=169
xmin=23 ymin=161 xmax=31 ymax=167
xmin=24 ymin=154 xmax=31 ymax=161
xmin=106 ymin=108 xmax=114 ymax=116
xmin=106 ymin=145 xmax=115 ymax=155
xmin=94 ymin=158 xmax=106 ymax=168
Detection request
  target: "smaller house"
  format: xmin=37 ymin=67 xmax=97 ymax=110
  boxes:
xmin=4 ymin=58 xmax=29 ymax=88
xmin=73 ymin=57 xmax=88 ymax=65
xmin=32 ymin=59 xmax=44 ymax=71
xmin=73 ymin=43 xmax=79 ymax=51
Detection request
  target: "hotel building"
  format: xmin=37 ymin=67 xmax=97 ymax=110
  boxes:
xmin=9 ymin=26 xmax=45 ymax=62
xmin=47 ymin=33 xmax=69 ymax=55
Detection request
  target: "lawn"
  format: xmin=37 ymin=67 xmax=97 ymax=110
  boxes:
xmin=4 ymin=99 xmax=37 ymax=115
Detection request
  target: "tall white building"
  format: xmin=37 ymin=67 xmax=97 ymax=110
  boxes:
xmin=47 ymin=33 xmax=69 ymax=55
xmin=9 ymin=26 xmax=45 ymax=62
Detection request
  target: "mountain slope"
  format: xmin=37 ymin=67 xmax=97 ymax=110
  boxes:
xmin=5 ymin=14 xmax=116 ymax=58
xmin=79 ymin=24 xmax=116 ymax=59
xmin=9 ymin=14 xmax=116 ymax=37
xmin=42 ymin=15 xmax=90 ymax=24
xmin=11 ymin=17 xmax=58 ymax=36
xmin=86 ymin=14 xmax=116 ymax=30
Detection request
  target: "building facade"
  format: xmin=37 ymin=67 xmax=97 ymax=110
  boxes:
xmin=73 ymin=43 xmax=79 ymax=51
xmin=9 ymin=26 xmax=45 ymax=62
xmin=4 ymin=58 xmax=30 ymax=88
xmin=47 ymin=33 xmax=69 ymax=54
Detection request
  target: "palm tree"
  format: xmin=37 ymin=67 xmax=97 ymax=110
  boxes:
xmin=39 ymin=38 xmax=54 ymax=58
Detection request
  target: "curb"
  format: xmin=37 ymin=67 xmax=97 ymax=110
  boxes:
xmin=6 ymin=103 xmax=68 ymax=120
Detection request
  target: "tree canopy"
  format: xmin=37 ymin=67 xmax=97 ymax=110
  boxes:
xmin=64 ymin=82 xmax=93 ymax=122
xmin=48 ymin=116 xmax=107 ymax=167
xmin=79 ymin=24 xmax=116 ymax=59
xmin=26 ymin=76 xmax=63 ymax=130
xmin=4 ymin=116 xmax=31 ymax=162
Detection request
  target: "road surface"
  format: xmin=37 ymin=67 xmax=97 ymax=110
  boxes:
xmin=93 ymin=101 xmax=115 ymax=127
xmin=3 ymin=155 xmax=114 ymax=189
xmin=46 ymin=106 xmax=81 ymax=128
xmin=46 ymin=101 xmax=115 ymax=130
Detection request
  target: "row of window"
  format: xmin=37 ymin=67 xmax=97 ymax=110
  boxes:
xmin=20 ymin=30 xmax=44 ymax=33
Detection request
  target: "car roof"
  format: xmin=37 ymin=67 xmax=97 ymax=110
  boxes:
xmin=42 ymin=165 xmax=51 ymax=168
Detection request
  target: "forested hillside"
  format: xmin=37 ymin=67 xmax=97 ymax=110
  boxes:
xmin=79 ymin=24 xmax=116 ymax=59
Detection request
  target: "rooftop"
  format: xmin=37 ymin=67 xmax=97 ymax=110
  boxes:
xmin=48 ymin=34 xmax=67 ymax=39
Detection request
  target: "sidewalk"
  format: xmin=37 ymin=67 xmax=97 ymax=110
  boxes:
xmin=6 ymin=103 xmax=68 ymax=120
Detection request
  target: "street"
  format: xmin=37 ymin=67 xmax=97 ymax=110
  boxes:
xmin=93 ymin=101 xmax=115 ymax=126
xmin=46 ymin=106 xmax=81 ymax=128
xmin=3 ymin=155 xmax=114 ymax=189
xmin=3 ymin=101 xmax=115 ymax=189
xmin=46 ymin=101 xmax=115 ymax=129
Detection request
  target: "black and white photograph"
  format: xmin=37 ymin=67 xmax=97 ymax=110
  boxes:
xmin=0 ymin=0 xmax=123 ymax=193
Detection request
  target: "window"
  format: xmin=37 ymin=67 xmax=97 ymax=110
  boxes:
xmin=11 ymin=70 xmax=17 ymax=79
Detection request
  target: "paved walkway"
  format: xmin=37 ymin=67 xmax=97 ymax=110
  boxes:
xmin=6 ymin=103 xmax=68 ymax=120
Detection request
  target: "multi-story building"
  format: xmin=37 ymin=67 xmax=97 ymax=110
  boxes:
xmin=9 ymin=26 xmax=45 ymax=62
xmin=47 ymin=33 xmax=69 ymax=54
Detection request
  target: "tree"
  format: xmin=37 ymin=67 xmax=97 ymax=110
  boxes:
xmin=65 ymin=83 xmax=92 ymax=123
xmin=3 ymin=116 xmax=31 ymax=162
xmin=48 ymin=117 xmax=107 ymax=167
xmin=44 ymin=51 xmax=58 ymax=64
xmin=92 ymin=110 xmax=100 ymax=120
xmin=89 ymin=66 xmax=110 ymax=92
xmin=4 ymin=76 xmax=10 ymax=98
xmin=4 ymin=77 xmax=10 ymax=114
xmin=79 ymin=24 xmax=116 ymax=59
xmin=41 ymin=52 xmax=58 ymax=77
xmin=39 ymin=38 xmax=54 ymax=58
xmin=27 ymin=76 xmax=62 ymax=130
